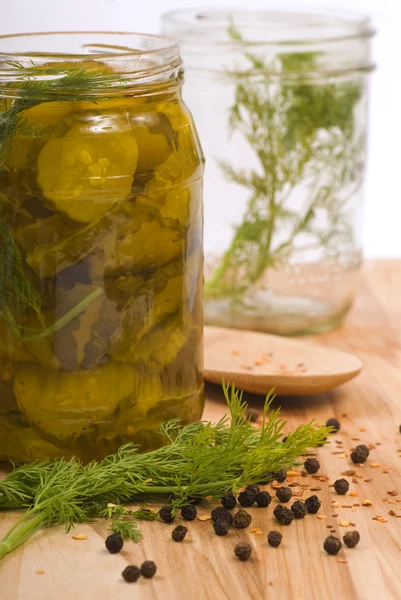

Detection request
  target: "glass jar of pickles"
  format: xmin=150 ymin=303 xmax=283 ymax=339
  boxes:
xmin=0 ymin=32 xmax=204 ymax=462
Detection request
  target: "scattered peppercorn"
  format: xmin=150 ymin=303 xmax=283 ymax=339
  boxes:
xmin=122 ymin=566 xmax=141 ymax=583
xmin=399 ymin=425 xmax=401 ymax=434
xmin=291 ymin=500 xmax=307 ymax=519
xmin=326 ymin=418 xmax=341 ymax=432
xmin=221 ymin=492 xmax=237 ymax=510
xmin=141 ymin=561 xmax=157 ymax=579
xmin=343 ymin=530 xmax=360 ymax=548
xmin=233 ymin=509 xmax=252 ymax=529
xmin=172 ymin=525 xmax=188 ymax=542
xmin=159 ymin=505 xmax=175 ymax=524
xmin=276 ymin=487 xmax=292 ymax=503
xmin=304 ymin=458 xmax=320 ymax=474
xmin=317 ymin=437 xmax=327 ymax=447
xmin=188 ymin=496 xmax=202 ymax=505
xmin=211 ymin=506 xmax=233 ymax=525
xmin=256 ymin=491 xmax=272 ymax=508
xmin=234 ymin=542 xmax=252 ymax=561
xmin=282 ymin=436 xmax=288 ymax=443
xmin=267 ymin=531 xmax=282 ymax=547
xmin=245 ymin=408 xmax=260 ymax=423
xmin=334 ymin=479 xmax=350 ymax=495
xmin=305 ymin=495 xmax=321 ymax=514
xmin=273 ymin=505 xmax=294 ymax=526
xmin=105 ymin=533 xmax=124 ymax=554
xmin=238 ymin=488 xmax=256 ymax=507
xmin=213 ymin=519 xmax=230 ymax=536
xmin=258 ymin=471 xmax=274 ymax=484
xmin=247 ymin=484 xmax=260 ymax=495
xmin=351 ymin=444 xmax=370 ymax=464
xmin=324 ymin=535 xmax=342 ymax=555
xmin=181 ymin=505 xmax=197 ymax=521
xmin=274 ymin=469 xmax=287 ymax=483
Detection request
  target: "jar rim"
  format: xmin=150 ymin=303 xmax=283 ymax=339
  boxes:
xmin=161 ymin=7 xmax=375 ymax=46
xmin=0 ymin=31 xmax=179 ymax=61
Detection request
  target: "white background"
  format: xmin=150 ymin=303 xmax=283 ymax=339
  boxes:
xmin=1 ymin=0 xmax=400 ymax=258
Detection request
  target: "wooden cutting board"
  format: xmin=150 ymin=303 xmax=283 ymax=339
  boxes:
xmin=1 ymin=260 xmax=401 ymax=600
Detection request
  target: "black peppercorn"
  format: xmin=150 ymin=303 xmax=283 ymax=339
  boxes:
xmin=326 ymin=418 xmax=341 ymax=432
xmin=282 ymin=436 xmax=288 ymax=443
xmin=267 ymin=531 xmax=282 ymax=547
xmin=343 ymin=530 xmax=360 ymax=548
xmin=159 ymin=505 xmax=175 ymax=523
xmin=233 ymin=509 xmax=252 ymax=529
xmin=305 ymin=495 xmax=321 ymax=514
xmin=304 ymin=458 xmax=320 ymax=474
xmin=245 ymin=408 xmax=260 ymax=423
xmin=172 ymin=525 xmax=188 ymax=542
xmin=350 ymin=444 xmax=370 ymax=464
xmin=247 ymin=484 xmax=260 ymax=495
xmin=276 ymin=487 xmax=292 ymax=503
xmin=399 ymin=424 xmax=401 ymax=434
xmin=141 ymin=561 xmax=157 ymax=579
xmin=213 ymin=519 xmax=230 ymax=536
xmin=334 ymin=478 xmax=349 ymax=495
xmin=105 ymin=532 xmax=124 ymax=554
xmin=273 ymin=505 xmax=294 ymax=525
xmin=221 ymin=492 xmax=237 ymax=510
xmin=188 ymin=496 xmax=202 ymax=505
xmin=274 ymin=469 xmax=287 ymax=483
xmin=324 ymin=535 xmax=342 ymax=555
xmin=211 ymin=506 xmax=233 ymax=525
xmin=122 ymin=565 xmax=141 ymax=583
xmin=234 ymin=542 xmax=252 ymax=561
xmin=256 ymin=491 xmax=271 ymax=508
xmin=181 ymin=505 xmax=197 ymax=521
xmin=291 ymin=500 xmax=307 ymax=519
xmin=238 ymin=488 xmax=256 ymax=507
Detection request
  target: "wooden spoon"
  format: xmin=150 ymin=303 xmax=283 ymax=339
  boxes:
xmin=204 ymin=326 xmax=363 ymax=396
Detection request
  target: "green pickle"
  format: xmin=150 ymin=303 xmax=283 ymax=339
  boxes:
xmin=0 ymin=59 xmax=204 ymax=462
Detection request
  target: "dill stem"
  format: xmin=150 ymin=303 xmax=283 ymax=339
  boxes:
xmin=0 ymin=511 xmax=47 ymax=559
xmin=19 ymin=287 xmax=104 ymax=342
xmin=143 ymin=479 xmax=238 ymax=496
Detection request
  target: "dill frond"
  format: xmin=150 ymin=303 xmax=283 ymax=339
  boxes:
xmin=205 ymin=26 xmax=363 ymax=302
xmin=0 ymin=384 xmax=329 ymax=559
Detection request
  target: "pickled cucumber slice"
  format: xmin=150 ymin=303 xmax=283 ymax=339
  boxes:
xmin=36 ymin=115 xmax=139 ymax=222
xmin=109 ymin=263 xmax=184 ymax=362
xmin=14 ymin=361 xmax=136 ymax=443
xmin=104 ymin=216 xmax=183 ymax=276
xmin=134 ymin=126 xmax=171 ymax=172
xmin=0 ymin=320 xmax=35 ymax=363
xmin=129 ymin=312 xmax=189 ymax=373
xmin=15 ymin=213 xmax=113 ymax=278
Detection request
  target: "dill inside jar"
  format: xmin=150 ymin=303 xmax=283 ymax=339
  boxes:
xmin=0 ymin=32 xmax=204 ymax=462
xmin=162 ymin=9 xmax=375 ymax=335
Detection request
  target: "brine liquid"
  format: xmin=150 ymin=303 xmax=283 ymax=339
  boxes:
xmin=0 ymin=74 xmax=204 ymax=462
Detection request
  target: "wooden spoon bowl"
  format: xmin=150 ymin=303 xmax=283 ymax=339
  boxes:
xmin=204 ymin=326 xmax=363 ymax=396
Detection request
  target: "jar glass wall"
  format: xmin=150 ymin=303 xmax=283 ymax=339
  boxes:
xmin=0 ymin=32 xmax=204 ymax=462
xmin=162 ymin=9 xmax=374 ymax=335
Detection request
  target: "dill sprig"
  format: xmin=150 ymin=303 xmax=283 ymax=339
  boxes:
xmin=0 ymin=383 xmax=330 ymax=559
xmin=0 ymin=62 xmax=117 ymax=166
xmin=99 ymin=504 xmax=158 ymax=542
xmin=0 ymin=212 xmax=43 ymax=332
xmin=205 ymin=27 xmax=364 ymax=302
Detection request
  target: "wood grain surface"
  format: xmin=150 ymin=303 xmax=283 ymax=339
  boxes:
xmin=2 ymin=259 xmax=401 ymax=600
xmin=204 ymin=325 xmax=363 ymax=395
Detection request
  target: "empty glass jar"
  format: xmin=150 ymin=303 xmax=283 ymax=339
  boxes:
xmin=162 ymin=8 xmax=375 ymax=335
